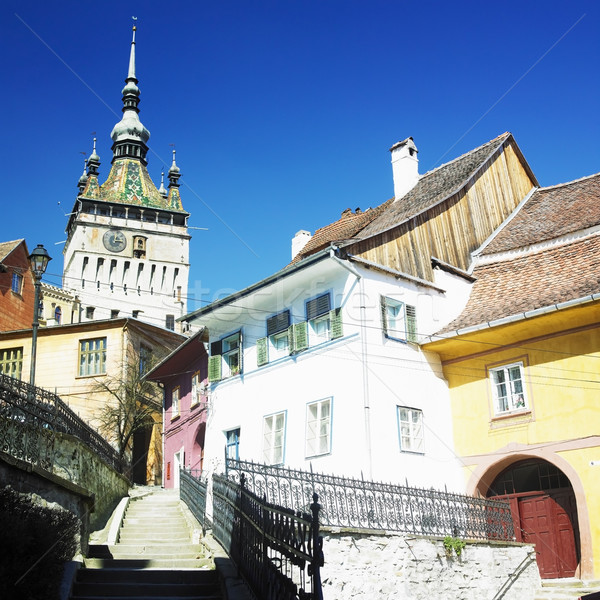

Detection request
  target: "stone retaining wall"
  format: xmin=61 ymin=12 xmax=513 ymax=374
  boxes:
xmin=51 ymin=431 xmax=130 ymax=528
xmin=321 ymin=530 xmax=540 ymax=600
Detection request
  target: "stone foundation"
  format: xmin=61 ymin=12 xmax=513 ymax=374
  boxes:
xmin=321 ymin=530 xmax=540 ymax=600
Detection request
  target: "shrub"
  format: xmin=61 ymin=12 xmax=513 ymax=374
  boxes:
xmin=0 ymin=486 xmax=79 ymax=600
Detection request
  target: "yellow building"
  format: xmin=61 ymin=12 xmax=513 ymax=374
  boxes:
xmin=423 ymin=173 xmax=600 ymax=581
xmin=0 ymin=317 xmax=184 ymax=484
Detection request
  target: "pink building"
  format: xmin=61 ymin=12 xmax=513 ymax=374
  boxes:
xmin=145 ymin=329 xmax=208 ymax=488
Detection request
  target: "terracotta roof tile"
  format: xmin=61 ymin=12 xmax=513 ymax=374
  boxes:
xmin=483 ymin=173 xmax=600 ymax=254
xmin=440 ymin=235 xmax=600 ymax=333
xmin=360 ymin=133 xmax=513 ymax=238
xmin=291 ymin=200 xmax=393 ymax=264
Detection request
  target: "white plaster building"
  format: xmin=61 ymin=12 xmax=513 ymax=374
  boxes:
xmin=62 ymin=27 xmax=190 ymax=331
xmin=183 ymin=246 xmax=469 ymax=490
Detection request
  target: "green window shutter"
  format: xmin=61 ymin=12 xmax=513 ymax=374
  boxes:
xmin=293 ymin=321 xmax=308 ymax=352
xmin=256 ymin=337 xmax=268 ymax=366
xmin=380 ymin=295 xmax=389 ymax=336
xmin=208 ymin=355 xmax=222 ymax=382
xmin=330 ymin=308 xmax=343 ymax=339
xmin=406 ymin=305 xmax=417 ymax=343
xmin=287 ymin=325 xmax=295 ymax=354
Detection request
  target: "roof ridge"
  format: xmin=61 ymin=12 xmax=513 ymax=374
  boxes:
xmin=537 ymin=171 xmax=600 ymax=192
xmin=418 ymin=132 xmax=510 ymax=181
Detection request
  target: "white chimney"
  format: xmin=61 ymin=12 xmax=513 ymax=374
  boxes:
xmin=291 ymin=230 xmax=312 ymax=260
xmin=390 ymin=137 xmax=419 ymax=200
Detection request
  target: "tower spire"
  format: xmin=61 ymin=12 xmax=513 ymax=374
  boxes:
xmin=168 ymin=149 xmax=181 ymax=188
xmin=110 ymin=22 xmax=150 ymax=164
xmin=77 ymin=157 xmax=88 ymax=192
xmin=87 ymin=137 xmax=100 ymax=176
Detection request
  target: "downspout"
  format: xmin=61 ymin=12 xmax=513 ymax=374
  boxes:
xmin=329 ymin=248 xmax=373 ymax=479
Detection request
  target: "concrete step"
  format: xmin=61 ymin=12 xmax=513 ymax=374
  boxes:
xmin=105 ymin=544 xmax=207 ymax=559
xmin=533 ymin=578 xmax=600 ymax=600
xmin=83 ymin=557 xmax=214 ymax=570
xmin=76 ymin=569 xmax=218 ymax=584
xmin=118 ymin=532 xmax=191 ymax=543
xmin=72 ymin=582 xmax=219 ymax=597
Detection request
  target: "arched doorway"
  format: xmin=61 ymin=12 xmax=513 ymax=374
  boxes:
xmin=487 ymin=459 xmax=580 ymax=579
xmin=191 ymin=423 xmax=206 ymax=473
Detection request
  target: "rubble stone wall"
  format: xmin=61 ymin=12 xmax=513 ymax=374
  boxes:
xmin=320 ymin=529 xmax=540 ymax=600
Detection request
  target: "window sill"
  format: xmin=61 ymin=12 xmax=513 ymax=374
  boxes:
xmin=170 ymin=413 xmax=181 ymax=422
xmin=75 ymin=373 xmax=107 ymax=379
xmin=492 ymin=409 xmax=531 ymax=422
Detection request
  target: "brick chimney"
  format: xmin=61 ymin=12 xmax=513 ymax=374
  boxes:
xmin=291 ymin=230 xmax=312 ymax=260
xmin=390 ymin=137 xmax=419 ymax=200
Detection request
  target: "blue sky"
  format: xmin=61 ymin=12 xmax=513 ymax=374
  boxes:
xmin=1 ymin=1 xmax=599 ymax=313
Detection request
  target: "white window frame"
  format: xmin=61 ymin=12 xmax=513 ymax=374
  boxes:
xmin=306 ymin=398 xmax=332 ymax=458
xmin=385 ymin=298 xmax=406 ymax=339
xmin=262 ymin=411 xmax=286 ymax=465
xmin=222 ymin=332 xmax=241 ymax=377
xmin=78 ymin=337 xmax=107 ymax=377
xmin=269 ymin=330 xmax=290 ymax=360
xmin=171 ymin=386 xmax=180 ymax=418
xmin=489 ymin=362 xmax=528 ymax=416
xmin=397 ymin=406 xmax=424 ymax=454
xmin=226 ymin=428 xmax=241 ymax=461
xmin=11 ymin=272 xmax=23 ymax=295
xmin=309 ymin=313 xmax=331 ymax=345
xmin=191 ymin=371 xmax=201 ymax=406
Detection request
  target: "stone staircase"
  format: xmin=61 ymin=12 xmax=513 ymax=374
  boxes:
xmin=534 ymin=578 xmax=600 ymax=600
xmin=69 ymin=488 xmax=222 ymax=600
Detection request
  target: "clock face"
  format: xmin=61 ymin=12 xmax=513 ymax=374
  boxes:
xmin=103 ymin=230 xmax=127 ymax=252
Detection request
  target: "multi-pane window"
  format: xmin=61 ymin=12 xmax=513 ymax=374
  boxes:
xmin=11 ymin=272 xmax=23 ymax=295
xmin=0 ymin=347 xmax=23 ymax=379
xmin=191 ymin=371 xmax=201 ymax=406
xmin=78 ymin=337 xmax=106 ymax=376
xmin=226 ymin=428 xmax=240 ymax=460
xmin=139 ymin=345 xmax=152 ymax=375
xmin=381 ymin=296 xmax=417 ymax=342
xmin=397 ymin=406 xmax=424 ymax=453
xmin=490 ymin=362 xmax=527 ymax=415
xmin=165 ymin=314 xmax=175 ymax=331
xmin=222 ymin=332 xmax=241 ymax=375
xmin=208 ymin=331 xmax=243 ymax=381
xmin=307 ymin=293 xmax=332 ymax=344
xmin=263 ymin=411 xmax=286 ymax=465
xmin=171 ymin=387 xmax=180 ymax=417
xmin=306 ymin=398 xmax=332 ymax=458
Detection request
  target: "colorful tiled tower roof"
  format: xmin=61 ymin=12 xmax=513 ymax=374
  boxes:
xmin=78 ymin=25 xmax=186 ymax=214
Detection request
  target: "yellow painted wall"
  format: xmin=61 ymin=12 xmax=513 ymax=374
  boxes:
xmin=426 ymin=309 xmax=600 ymax=578
xmin=444 ymin=324 xmax=600 ymax=457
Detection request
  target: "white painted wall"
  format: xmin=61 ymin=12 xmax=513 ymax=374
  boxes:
xmin=63 ymin=210 xmax=189 ymax=329
xmin=196 ymin=255 xmax=463 ymax=491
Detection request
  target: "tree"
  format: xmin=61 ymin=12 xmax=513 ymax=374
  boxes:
xmin=92 ymin=346 xmax=165 ymax=481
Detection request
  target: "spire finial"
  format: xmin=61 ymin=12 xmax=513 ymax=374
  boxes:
xmin=168 ymin=148 xmax=181 ymax=188
xmin=158 ymin=169 xmax=168 ymax=198
xmin=87 ymin=136 xmax=101 ymax=176
xmin=128 ymin=17 xmax=137 ymax=80
xmin=78 ymin=156 xmax=89 ymax=192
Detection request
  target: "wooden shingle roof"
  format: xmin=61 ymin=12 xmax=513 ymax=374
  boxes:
xmin=483 ymin=173 xmax=600 ymax=255
xmin=359 ymin=133 xmax=522 ymax=239
xmin=0 ymin=239 xmax=24 ymax=263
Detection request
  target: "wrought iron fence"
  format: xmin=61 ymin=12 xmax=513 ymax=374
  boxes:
xmin=212 ymin=472 xmax=324 ymax=600
xmin=180 ymin=469 xmax=209 ymax=531
xmin=226 ymin=458 xmax=514 ymax=541
xmin=0 ymin=373 xmax=124 ymax=473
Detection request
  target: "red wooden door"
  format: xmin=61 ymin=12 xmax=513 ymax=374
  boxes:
xmin=518 ymin=493 xmax=577 ymax=579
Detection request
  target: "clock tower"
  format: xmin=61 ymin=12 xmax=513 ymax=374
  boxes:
xmin=63 ymin=26 xmax=190 ymax=331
